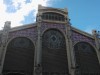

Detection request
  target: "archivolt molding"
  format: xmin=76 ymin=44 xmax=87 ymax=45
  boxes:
xmin=6 ymin=36 xmax=36 ymax=50
xmin=41 ymin=11 xmax=67 ymax=17
xmin=73 ymin=41 xmax=99 ymax=60
xmin=39 ymin=7 xmax=68 ymax=16
xmin=41 ymin=28 xmax=66 ymax=40
xmin=73 ymin=41 xmax=97 ymax=51
xmin=72 ymin=30 xmax=95 ymax=47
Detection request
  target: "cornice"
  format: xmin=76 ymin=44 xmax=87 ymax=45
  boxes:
xmin=9 ymin=23 xmax=37 ymax=32
xmin=0 ymin=22 xmax=95 ymax=40
xmin=71 ymin=26 xmax=94 ymax=39
xmin=39 ymin=8 xmax=68 ymax=15
xmin=42 ymin=20 xmax=66 ymax=24
xmin=38 ymin=5 xmax=68 ymax=15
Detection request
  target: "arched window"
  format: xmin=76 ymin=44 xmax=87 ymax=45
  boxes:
xmin=42 ymin=12 xmax=65 ymax=22
xmin=42 ymin=29 xmax=69 ymax=75
xmin=2 ymin=37 xmax=35 ymax=75
xmin=74 ymin=42 xmax=100 ymax=74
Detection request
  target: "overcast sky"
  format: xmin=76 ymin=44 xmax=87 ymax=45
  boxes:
xmin=0 ymin=0 xmax=100 ymax=34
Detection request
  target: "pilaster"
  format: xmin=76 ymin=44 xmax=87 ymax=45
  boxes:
xmin=0 ymin=21 xmax=11 ymax=75
xmin=92 ymin=30 xmax=100 ymax=64
xmin=34 ymin=11 xmax=42 ymax=75
xmin=65 ymin=18 xmax=75 ymax=75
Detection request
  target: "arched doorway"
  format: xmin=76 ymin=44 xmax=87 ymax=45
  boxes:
xmin=74 ymin=42 xmax=100 ymax=74
xmin=2 ymin=37 xmax=35 ymax=75
xmin=42 ymin=29 xmax=69 ymax=75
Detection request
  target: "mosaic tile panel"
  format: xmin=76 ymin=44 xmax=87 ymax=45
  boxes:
xmin=72 ymin=30 xmax=96 ymax=46
xmin=41 ymin=22 xmax=66 ymax=35
xmin=8 ymin=27 xmax=38 ymax=44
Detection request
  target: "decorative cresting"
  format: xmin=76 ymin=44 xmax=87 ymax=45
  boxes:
xmin=2 ymin=37 xmax=35 ymax=75
xmin=42 ymin=29 xmax=69 ymax=75
xmin=74 ymin=42 xmax=100 ymax=74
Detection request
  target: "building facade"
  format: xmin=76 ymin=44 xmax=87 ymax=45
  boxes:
xmin=0 ymin=5 xmax=100 ymax=75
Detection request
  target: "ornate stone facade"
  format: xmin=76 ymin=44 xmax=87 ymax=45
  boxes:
xmin=0 ymin=5 xmax=99 ymax=75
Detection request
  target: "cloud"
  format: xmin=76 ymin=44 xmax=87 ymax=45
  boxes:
xmin=0 ymin=0 xmax=53 ymax=30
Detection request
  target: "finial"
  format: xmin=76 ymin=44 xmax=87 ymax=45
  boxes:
xmin=4 ymin=21 xmax=11 ymax=30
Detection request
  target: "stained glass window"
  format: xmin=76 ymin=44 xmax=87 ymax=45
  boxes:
xmin=42 ymin=29 xmax=69 ymax=75
xmin=74 ymin=42 xmax=100 ymax=74
xmin=42 ymin=30 xmax=65 ymax=49
xmin=2 ymin=37 xmax=35 ymax=75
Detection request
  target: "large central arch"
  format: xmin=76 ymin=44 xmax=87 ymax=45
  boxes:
xmin=42 ymin=29 xmax=69 ymax=75
xmin=2 ymin=37 xmax=35 ymax=75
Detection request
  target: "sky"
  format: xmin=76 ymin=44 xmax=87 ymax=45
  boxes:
xmin=0 ymin=0 xmax=100 ymax=34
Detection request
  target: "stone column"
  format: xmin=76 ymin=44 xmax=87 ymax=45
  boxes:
xmin=34 ymin=13 xmax=42 ymax=75
xmin=0 ymin=21 xmax=11 ymax=75
xmin=65 ymin=18 xmax=75 ymax=75
xmin=92 ymin=30 xmax=100 ymax=64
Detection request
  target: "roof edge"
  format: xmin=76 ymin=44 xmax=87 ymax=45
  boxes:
xmin=71 ymin=26 xmax=94 ymax=39
xmin=9 ymin=23 xmax=37 ymax=32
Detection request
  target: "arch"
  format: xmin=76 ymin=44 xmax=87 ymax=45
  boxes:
xmin=42 ymin=11 xmax=66 ymax=17
xmin=41 ymin=28 xmax=66 ymax=39
xmin=73 ymin=41 xmax=97 ymax=53
xmin=74 ymin=42 xmax=100 ymax=74
xmin=42 ymin=12 xmax=65 ymax=21
xmin=2 ymin=37 xmax=35 ymax=75
xmin=42 ymin=29 xmax=69 ymax=75
xmin=7 ymin=36 xmax=35 ymax=47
